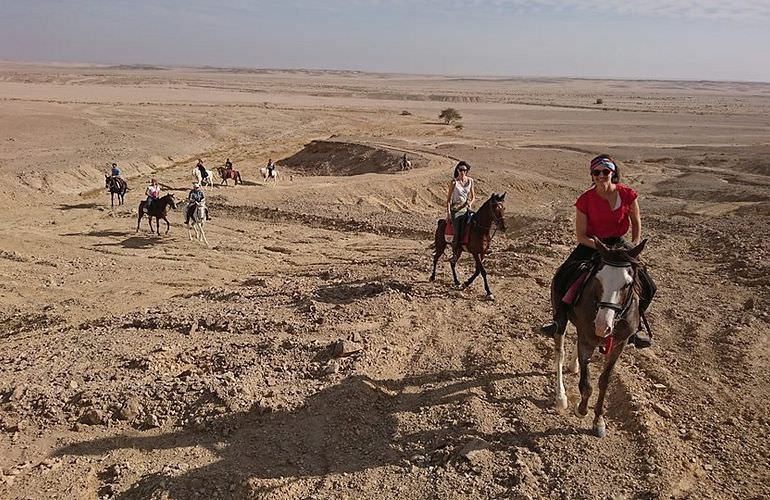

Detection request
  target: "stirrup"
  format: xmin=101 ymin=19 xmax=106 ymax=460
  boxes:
xmin=628 ymin=332 xmax=652 ymax=349
xmin=540 ymin=322 xmax=558 ymax=337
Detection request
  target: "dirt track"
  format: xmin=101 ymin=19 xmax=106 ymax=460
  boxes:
xmin=0 ymin=64 xmax=769 ymax=499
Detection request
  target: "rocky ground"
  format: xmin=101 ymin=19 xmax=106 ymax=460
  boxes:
xmin=0 ymin=66 xmax=768 ymax=499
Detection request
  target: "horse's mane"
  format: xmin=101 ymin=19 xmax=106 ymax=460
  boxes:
xmin=601 ymin=246 xmax=641 ymax=266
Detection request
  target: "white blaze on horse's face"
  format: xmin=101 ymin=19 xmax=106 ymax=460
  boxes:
xmin=594 ymin=265 xmax=633 ymax=338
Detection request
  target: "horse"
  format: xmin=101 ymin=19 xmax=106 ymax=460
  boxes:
xmin=429 ymin=193 xmax=507 ymax=299
xmin=105 ymin=175 xmax=127 ymax=208
xmin=192 ymin=167 xmax=215 ymax=188
xmin=552 ymin=239 xmax=648 ymax=438
xmin=186 ymin=200 xmax=210 ymax=247
xmin=260 ymin=167 xmax=279 ymax=182
xmin=217 ymin=167 xmax=242 ymax=186
xmin=136 ymin=194 xmax=177 ymax=235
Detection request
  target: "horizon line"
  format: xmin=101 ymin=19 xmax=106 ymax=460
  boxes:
xmin=2 ymin=58 xmax=770 ymax=86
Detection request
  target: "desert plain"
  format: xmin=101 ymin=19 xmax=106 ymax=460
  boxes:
xmin=0 ymin=62 xmax=769 ymax=499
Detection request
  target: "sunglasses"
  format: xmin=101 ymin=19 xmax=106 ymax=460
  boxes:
xmin=591 ymin=169 xmax=612 ymax=177
xmin=458 ymin=168 xmax=468 ymax=172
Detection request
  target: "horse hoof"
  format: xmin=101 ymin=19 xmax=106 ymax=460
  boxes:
xmin=485 ymin=294 xmax=495 ymax=301
xmin=574 ymin=406 xmax=588 ymax=418
xmin=555 ymin=396 xmax=568 ymax=412
xmin=429 ymin=275 xmax=435 ymax=282
xmin=593 ymin=422 xmax=607 ymax=438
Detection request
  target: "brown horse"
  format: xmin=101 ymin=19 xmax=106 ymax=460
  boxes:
xmin=217 ymin=167 xmax=242 ymax=186
xmin=429 ymin=193 xmax=506 ymax=299
xmin=105 ymin=175 xmax=127 ymax=208
xmin=137 ymin=194 xmax=177 ymax=235
xmin=552 ymin=239 xmax=647 ymax=437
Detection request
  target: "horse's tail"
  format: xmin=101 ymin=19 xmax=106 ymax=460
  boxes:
xmin=429 ymin=218 xmax=445 ymax=250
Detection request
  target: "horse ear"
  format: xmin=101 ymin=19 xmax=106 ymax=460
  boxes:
xmin=627 ymin=238 xmax=648 ymax=259
xmin=490 ymin=193 xmax=499 ymax=201
xmin=499 ymin=192 xmax=507 ymax=201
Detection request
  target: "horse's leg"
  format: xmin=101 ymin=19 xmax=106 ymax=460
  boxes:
xmin=188 ymin=220 xmax=194 ymax=241
xmin=575 ymin=339 xmax=594 ymax=418
xmin=479 ymin=257 xmax=493 ymax=298
xmin=148 ymin=215 xmax=154 ymax=233
xmin=163 ymin=216 xmax=170 ymax=234
xmin=462 ymin=253 xmax=482 ymax=289
xmin=429 ymin=232 xmax=445 ymax=282
xmin=111 ymin=192 xmax=114 ymax=209
xmin=136 ymin=212 xmax=143 ymax=232
xmin=200 ymin=225 xmax=209 ymax=247
xmin=449 ymin=249 xmax=462 ymax=287
xmin=554 ymin=331 xmax=569 ymax=412
xmin=593 ymin=342 xmax=625 ymax=438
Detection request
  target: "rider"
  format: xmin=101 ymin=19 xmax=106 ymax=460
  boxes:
xmin=145 ymin=178 xmax=161 ymax=213
xmin=445 ymin=161 xmax=475 ymax=256
xmin=196 ymin=159 xmax=208 ymax=180
xmin=540 ymin=154 xmax=656 ymax=348
xmin=110 ymin=162 xmax=121 ymax=178
xmin=266 ymin=159 xmax=275 ymax=178
xmin=225 ymin=158 xmax=233 ymax=172
xmin=185 ymin=182 xmax=211 ymax=223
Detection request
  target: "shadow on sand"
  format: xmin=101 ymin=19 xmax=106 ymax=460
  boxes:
xmin=92 ymin=235 xmax=168 ymax=249
xmin=54 ymin=370 xmax=566 ymax=499
xmin=58 ymin=202 xmax=102 ymax=211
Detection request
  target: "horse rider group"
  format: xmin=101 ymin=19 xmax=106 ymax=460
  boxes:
xmin=444 ymin=155 xmax=656 ymax=348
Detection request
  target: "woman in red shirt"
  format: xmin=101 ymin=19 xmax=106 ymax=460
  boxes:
xmin=541 ymin=154 xmax=656 ymax=347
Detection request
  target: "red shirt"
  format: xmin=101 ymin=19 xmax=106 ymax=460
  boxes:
xmin=575 ymin=184 xmax=637 ymax=239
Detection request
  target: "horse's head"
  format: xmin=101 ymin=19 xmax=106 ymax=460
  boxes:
xmin=105 ymin=175 xmax=111 ymax=188
xmin=487 ymin=192 xmax=507 ymax=231
xmin=165 ymin=193 xmax=177 ymax=210
xmin=592 ymin=239 xmax=647 ymax=338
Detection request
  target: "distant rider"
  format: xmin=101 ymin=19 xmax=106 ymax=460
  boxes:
xmin=145 ymin=178 xmax=161 ymax=212
xmin=225 ymin=158 xmax=233 ymax=172
xmin=196 ymin=159 xmax=208 ymax=181
xmin=111 ymin=162 xmax=121 ymax=178
xmin=267 ymin=159 xmax=275 ymax=178
xmin=185 ymin=182 xmax=210 ymax=223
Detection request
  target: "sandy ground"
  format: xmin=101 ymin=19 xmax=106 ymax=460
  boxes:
xmin=0 ymin=62 xmax=769 ymax=499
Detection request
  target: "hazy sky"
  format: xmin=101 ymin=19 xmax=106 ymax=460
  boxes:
xmin=1 ymin=0 xmax=769 ymax=81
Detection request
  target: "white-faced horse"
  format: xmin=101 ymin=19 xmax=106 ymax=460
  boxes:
xmin=260 ymin=167 xmax=279 ymax=182
xmin=552 ymin=239 xmax=647 ymax=437
xmin=186 ymin=201 xmax=210 ymax=247
xmin=193 ymin=167 xmax=215 ymax=188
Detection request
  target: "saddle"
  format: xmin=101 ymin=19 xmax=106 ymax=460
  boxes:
xmin=443 ymin=212 xmax=474 ymax=245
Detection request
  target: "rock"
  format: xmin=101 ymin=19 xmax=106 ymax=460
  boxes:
xmin=9 ymin=386 xmax=25 ymax=401
xmin=323 ymin=360 xmax=340 ymax=375
xmin=703 ymin=464 xmax=714 ymax=471
xmin=332 ymin=339 xmax=362 ymax=357
xmin=144 ymin=414 xmax=161 ymax=428
xmin=69 ymin=380 xmax=79 ymax=390
xmin=117 ymin=398 xmax=142 ymax=421
xmin=652 ymin=403 xmax=672 ymax=419
xmin=188 ymin=319 xmax=198 ymax=336
xmin=80 ymin=409 xmax=103 ymax=425
xmin=652 ymin=383 xmax=667 ymax=390
xmin=455 ymin=438 xmax=491 ymax=462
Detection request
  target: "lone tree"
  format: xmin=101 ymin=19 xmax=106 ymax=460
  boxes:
xmin=439 ymin=107 xmax=462 ymax=125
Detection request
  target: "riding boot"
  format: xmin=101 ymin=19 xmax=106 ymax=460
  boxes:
xmin=540 ymin=303 xmax=567 ymax=337
xmin=206 ymin=208 xmax=211 ymax=221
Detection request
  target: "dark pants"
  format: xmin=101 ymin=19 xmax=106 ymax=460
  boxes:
xmin=551 ymin=237 xmax=656 ymax=324
xmin=451 ymin=211 xmax=468 ymax=252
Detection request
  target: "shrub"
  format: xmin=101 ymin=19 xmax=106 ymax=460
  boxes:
xmin=439 ymin=108 xmax=462 ymax=124
xmin=595 ymin=98 xmax=604 ymax=105
xmin=400 ymin=110 xmax=412 ymax=116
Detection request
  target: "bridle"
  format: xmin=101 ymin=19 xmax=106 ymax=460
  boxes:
xmin=595 ymin=260 xmax=638 ymax=324
xmin=474 ymin=201 xmax=506 ymax=239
